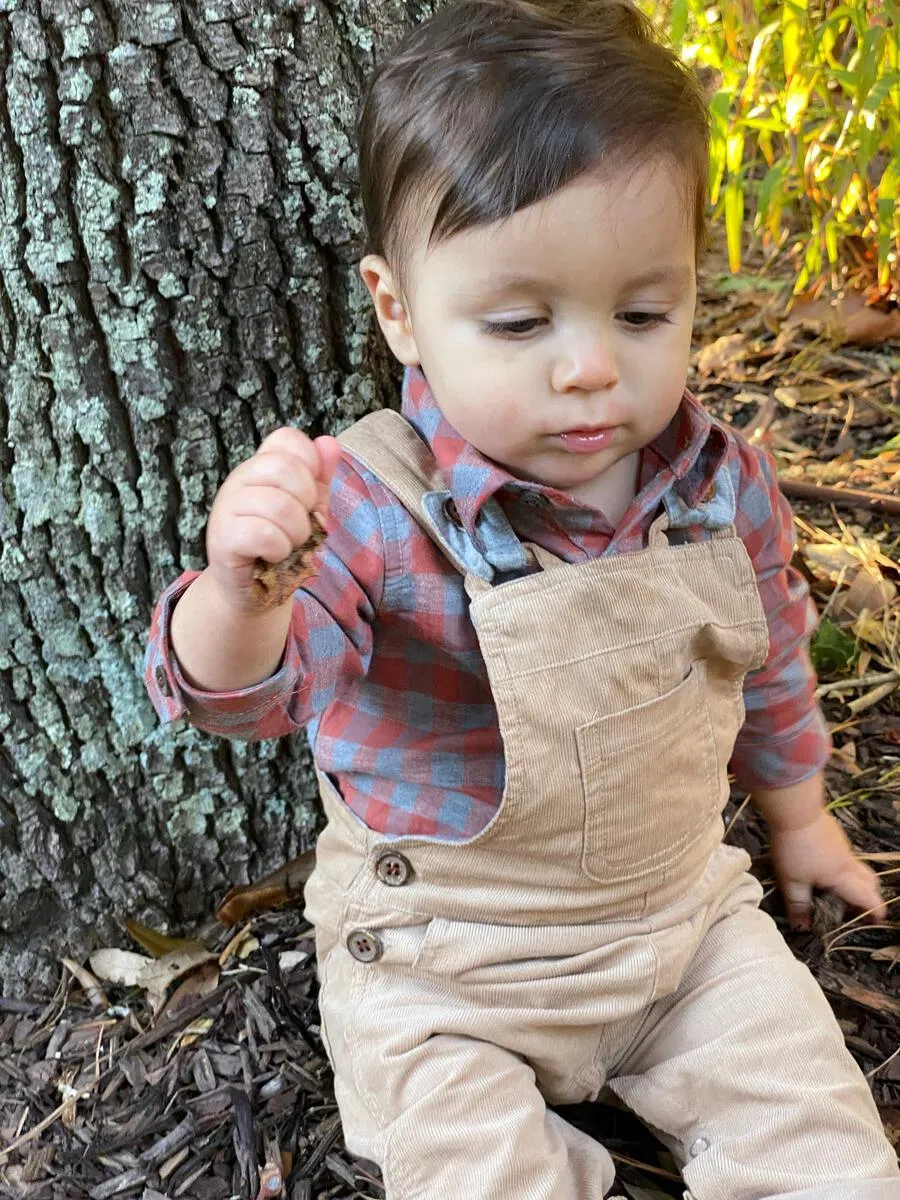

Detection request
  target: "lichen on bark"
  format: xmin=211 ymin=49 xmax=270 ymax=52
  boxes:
xmin=0 ymin=0 xmax=422 ymax=993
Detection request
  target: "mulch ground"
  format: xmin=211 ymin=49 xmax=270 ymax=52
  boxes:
xmin=2 ymin=248 xmax=898 ymax=1199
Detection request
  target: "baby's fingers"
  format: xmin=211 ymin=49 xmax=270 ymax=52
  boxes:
xmin=832 ymin=861 xmax=887 ymax=924
xmin=782 ymin=881 xmax=813 ymax=932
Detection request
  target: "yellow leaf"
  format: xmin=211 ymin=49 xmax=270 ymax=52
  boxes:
xmin=839 ymin=173 xmax=864 ymax=220
xmin=725 ymin=182 xmax=744 ymax=273
xmin=725 ymin=130 xmax=745 ymax=175
xmin=785 ymin=70 xmax=817 ymax=131
xmin=782 ymin=0 xmax=809 ymax=81
xmin=125 ymin=918 xmax=207 ymax=959
xmin=167 ymin=1018 xmax=215 ymax=1058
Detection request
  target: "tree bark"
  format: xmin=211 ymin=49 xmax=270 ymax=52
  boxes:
xmin=0 ymin=0 xmax=420 ymax=994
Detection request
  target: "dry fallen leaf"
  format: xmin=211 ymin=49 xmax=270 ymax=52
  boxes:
xmin=696 ymin=332 xmax=749 ymax=377
xmin=125 ymin=918 xmax=207 ymax=958
xmin=831 ymin=740 xmax=861 ymax=775
xmin=834 ymin=567 xmax=897 ymax=620
xmin=802 ymin=541 xmax=863 ymax=580
xmin=60 ymin=957 xmax=109 ymax=1010
xmin=219 ymin=925 xmax=259 ymax=968
xmin=252 ymin=520 xmax=327 ymax=610
xmin=786 ymin=290 xmax=900 ymax=345
xmin=216 ymin=849 xmax=316 ymax=926
xmin=89 ymin=944 xmax=217 ymax=1016
xmin=139 ymin=946 xmax=217 ymax=1016
xmin=167 ymin=1017 xmax=216 ymax=1058
xmin=163 ymin=959 xmax=220 ymax=1019
xmin=852 ymin=610 xmax=888 ymax=650
xmin=89 ymin=948 xmax=154 ymax=988
xmin=773 ymin=383 xmax=837 ymax=407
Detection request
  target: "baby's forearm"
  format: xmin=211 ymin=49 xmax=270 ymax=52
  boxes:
xmin=751 ymin=771 xmax=826 ymax=832
xmin=170 ymin=568 xmax=294 ymax=692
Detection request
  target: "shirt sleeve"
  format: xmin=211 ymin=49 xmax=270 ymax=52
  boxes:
xmin=730 ymin=434 xmax=831 ymax=790
xmin=143 ymin=453 xmax=386 ymax=741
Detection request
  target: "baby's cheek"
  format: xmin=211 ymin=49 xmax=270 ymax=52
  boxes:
xmin=482 ymin=395 xmax=529 ymax=442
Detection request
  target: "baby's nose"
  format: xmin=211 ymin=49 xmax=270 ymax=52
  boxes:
xmin=551 ymin=336 xmax=618 ymax=393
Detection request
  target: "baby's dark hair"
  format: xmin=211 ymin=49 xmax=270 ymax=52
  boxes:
xmin=357 ymin=0 xmax=710 ymax=285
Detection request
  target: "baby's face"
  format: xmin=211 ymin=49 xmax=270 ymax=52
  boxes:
xmin=366 ymin=160 xmax=697 ymax=506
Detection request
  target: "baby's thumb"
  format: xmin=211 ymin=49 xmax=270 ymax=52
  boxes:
xmin=782 ymin=880 xmax=813 ymax=931
xmin=313 ymin=435 xmax=343 ymax=484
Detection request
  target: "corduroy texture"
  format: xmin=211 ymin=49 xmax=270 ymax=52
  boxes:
xmin=305 ymin=416 xmax=900 ymax=1199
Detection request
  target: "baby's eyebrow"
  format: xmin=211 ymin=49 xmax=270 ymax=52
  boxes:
xmin=456 ymin=263 xmax=695 ymax=303
xmin=457 ymin=273 xmax=545 ymax=300
xmin=623 ymin=264 xmax=695 ymax=290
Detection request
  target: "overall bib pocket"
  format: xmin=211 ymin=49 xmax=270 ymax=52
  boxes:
xmin=576 ymin=661 xmax=720 ymax=882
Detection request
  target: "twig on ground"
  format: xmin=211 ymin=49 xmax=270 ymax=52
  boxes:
xmin=779 ymin=478 xmax=900 ymax=516
xmin=816 ymin=670 xmax=900 ymax=699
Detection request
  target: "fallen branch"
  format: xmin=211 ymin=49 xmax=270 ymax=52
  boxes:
xmin=815 ymin=669 xmax=900 ymax=699
xmin=779 ymin=477 xmax=900 ymax=517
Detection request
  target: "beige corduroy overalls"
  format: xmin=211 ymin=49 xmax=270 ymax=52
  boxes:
xmin=305 ymin=412 xmax=900 ymax=1200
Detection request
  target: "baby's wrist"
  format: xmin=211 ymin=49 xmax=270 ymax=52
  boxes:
xmin=752 ymin=772 xmax=826 ymax=833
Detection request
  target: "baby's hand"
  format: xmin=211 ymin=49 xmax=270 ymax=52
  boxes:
xmin=769 ymin=810 xmax=886 ymax=931
xmin=205 ymin=429 xmax=342 ymax=613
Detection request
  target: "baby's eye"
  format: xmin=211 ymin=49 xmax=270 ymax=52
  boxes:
xmin=482 ymin=317 xmax=546 ymax=338
xmin=618 ymin=311 xmax=670 ymax=330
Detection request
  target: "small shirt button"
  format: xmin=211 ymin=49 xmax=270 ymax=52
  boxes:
xmin=155 ymin=665 xmax=173 ymax=697
xmin=689 ymin=1136 xmax=709 ymax=1158
xmin=442 ymin=498 xmax=463 ymax=528
xmin=346 ymin=929 xmax=383 ymax=963
xmin=375 ymin=851 xmax=413 ymax=887
xmin=520 ymin=490 xmax=551 ymax=509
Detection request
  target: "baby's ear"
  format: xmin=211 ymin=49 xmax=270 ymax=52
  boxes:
xmin=359 ymin=255 xmax=420 ymax=366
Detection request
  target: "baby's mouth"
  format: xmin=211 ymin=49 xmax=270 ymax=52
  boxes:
xmin=557 ymin=427 xmax=616 ymax=453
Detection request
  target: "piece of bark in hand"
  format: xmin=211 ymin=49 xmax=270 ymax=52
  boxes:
xmin=251 ymin=519 xmax=327 ymax=609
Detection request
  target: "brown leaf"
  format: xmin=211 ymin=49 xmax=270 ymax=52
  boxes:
xmin=216 ymin=849 xmax=316 ymax=927
xmin=252 ymin=520 xmax=327 ymax=610
xmin=786 ymin=290 xmax=900 ymax=346
xmin=834 ymin=566 xmax=896 ymax=620
xmin=125 ymin=918 xmax=208 ymax=959
xmin=60 ymin=957 xmax=108 ymax=1010
xmin=140 ymin=945 xmax=218 ymax=1017
xmin=696 ymin=333 xmax=748 ymax=377
xmin=163 ymin=960 xmax=221 ymax=1020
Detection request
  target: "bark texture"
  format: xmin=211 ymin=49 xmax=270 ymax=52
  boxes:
xmin=0 ymin=0 xmax=422 ymax=994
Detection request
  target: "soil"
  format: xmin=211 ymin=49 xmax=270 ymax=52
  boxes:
xmin=1 ymin=252 xmax=898 ymax=1199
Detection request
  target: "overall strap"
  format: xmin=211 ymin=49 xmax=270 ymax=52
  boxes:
xmin=338 ymin=410 xmax=473 ymax=577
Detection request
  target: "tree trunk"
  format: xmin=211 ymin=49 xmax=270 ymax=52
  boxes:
xmin=0 ymin=0 xmax=419 ymax=995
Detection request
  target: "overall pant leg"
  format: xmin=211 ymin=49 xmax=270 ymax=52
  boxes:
xmin=317 ymin=933 xmax=618 ymax=1200
xmin=608 ymin=897 xmax=900 ymax=1200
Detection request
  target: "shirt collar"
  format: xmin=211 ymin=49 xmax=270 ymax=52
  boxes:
xmin=400 ymin=365 xmax=728 ymax=533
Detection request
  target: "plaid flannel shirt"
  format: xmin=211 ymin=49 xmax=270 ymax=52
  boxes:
xmin=146 ymin=367 xmax=829 ymax=839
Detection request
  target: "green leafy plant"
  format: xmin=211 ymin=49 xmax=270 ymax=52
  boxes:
xmin=646 ymin=0 xmax=899 ymax=292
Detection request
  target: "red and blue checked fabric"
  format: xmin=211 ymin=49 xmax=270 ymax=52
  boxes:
xmin=145 ymin=367 xmax=829 ymax=839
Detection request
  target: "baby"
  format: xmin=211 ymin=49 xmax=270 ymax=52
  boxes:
xmin=145 ymin=1 xmax=900 ymax=1196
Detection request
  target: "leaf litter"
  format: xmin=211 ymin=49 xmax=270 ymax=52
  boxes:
xmin=1 ymin=243 xmax=898 ymax=1199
